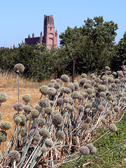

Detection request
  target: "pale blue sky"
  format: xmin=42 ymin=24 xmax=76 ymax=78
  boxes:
xmin=0 ymin=0 xmax=126 ymax=48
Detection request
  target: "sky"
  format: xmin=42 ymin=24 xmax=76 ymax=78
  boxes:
xmin=0 ymin=0 xmax=126 ymax=48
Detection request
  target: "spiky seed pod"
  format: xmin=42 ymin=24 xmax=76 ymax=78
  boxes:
xmin=56 ymin=78 xmax=62 ymax=84
xmin=38 ymin=118 xmax=45 ymax=128
xmin=114 ymin=106 xmax=120 ymax=112
xmin=26 ymin=114 xmax=33 ymax=121
xmin=101 ymin=118 xmax=106 ymax=124
xmin=84 ymin=83 xmax=92 ymax=89
xmin=14 ymin=116 xmax=21 ymax=124
xmin=8 ymin=150 xmax=20 ymax=162
xmin=79 ymin=78 xmax=87 ymax=87
xmin=78 ymin=94 xmax=83 ymax=100
xmin=72 ymin=91 xmax=79 ymax=99
xmin=98 ymin=105 xmax=104 ymax=112
xmin=48 ymin=83 xmax=54 ymax=88
xmin=29 ymin=129 xmax=39 ymax=136
xmin=61 ymin=74 xmax=69 ymax=83
xmin=95 ymin=77 xmax=100 ymax=83
xmin=109 ymin=124 xmax=117 ymax=132
xmin=98 ymin=85 xmax=106 ymax=92
xmin=50 ymin=79 xmax=56 ymax=83
xmin=45 ymin=107 xmax=52 ymax=115
xmin=20 ymin=128 xmax=27 ymax=137
xmin=38 ymin=98 xmax=50 ymax=108
xmin=31 ymin=109 xmax=39 ymax=119
xmin=51 ymin=110 xmax=60 ymax=117
xmin=63 ymin=97 xmax=69 ymax=103
xmin=41 ymin=147 xmax=47 ymax=153
xmin=45 ymin=138 xmax=53 ymax=147
xmin=99 ymin=92 xmax=106 ymax=97
xmin=66 ymin=104 xmax=74 ymax=112
xmin=52 ymin=114 xmax=63 ymax=126
xmin=105 ymin=66 xmax=110 ymax=71
xmin=68 ymin=97 xmax=73 ymax=104
xmin=63 ymin=87 xmax=71 ymax=94
xmin=28 ymin=103 xmax=33 ymax=108
xmin=39 ymin=85 xmax=48 ymax=95
xmin=81 ymin=73 xmax=87 ymax=78
xmin=87 ymin=88 xmax=93 ymax=95
xmin=0 ymin=112 xmax=3 ymax=120
xmin=54 ymin=82 xmax=60 ymax=89
xmin=67 ymin=83 xmax=75 ymax=92
xmin=79 ymin=146 xmax=90 ymax=155
xmin=57 ymin=98 xmax=64 ymax=106
xmin=14 ymin=63 xmax=25 ymax=73
xmin=47 ymin=88 xmax=56 ymax=96
xmin=77 ymin=105 xmax=84 ymax=113
xmin=106 ymin=110 xmax=112 ymax=116
xmin=115 ymin=79 xmax=120 ymax=84
xmin=0 ymin=121 xmax=11 ymax=130
xmin=0 ymin=92 xmax=7 ymax=104
xmin=0 ymin=150 xmax=3 ymax=162
xmin=108 ymin=77 xmax=114 ymax=83
xmin=87 ymin=143 xmax=97 ymax=154
xmin=19 ymin=114 xmax=26 ymax=126
xmin=33 ymin=134 xmax=41 ymax=142
xmin=81 ymin=123 xmax=89 ymax=131
xmin=0 ymin=130 xmax=7 ymax=142
xmin=56 ymin=130 xmax=65 ymax=140
xmin=35 ymin=104 xmax=41 ymax=112
xmin=24 ymin=105 xmax=32 ymax=114
xmin=85 ymin=103 xmax=92 ymax=109
xmin=111 ymin=83 xmax=116 ymax=89
xmin=22 ymin=94 xmax=31 ymax=104
xmin=107 ymin=95 xmax=113 ymax=101
xmin=85 ymin=116 xmax=92 ymax=123
xmin=38 ymin=128 xmax=49 ymax=139
xmin=73 ymin=82 xmax=79 ymax=91
xmin=13 ymin=102 xmax=24 ymax=111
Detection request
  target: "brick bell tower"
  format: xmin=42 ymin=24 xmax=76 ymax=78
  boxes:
xmin=43 ymin=15 xmax=58 ymax=50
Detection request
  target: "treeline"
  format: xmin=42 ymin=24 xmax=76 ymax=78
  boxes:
xmin=0 ymin=16 xmax=126 ymax=82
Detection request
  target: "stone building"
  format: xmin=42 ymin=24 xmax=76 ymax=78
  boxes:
xmin=25 ymin=15 xmax=58 ymax=50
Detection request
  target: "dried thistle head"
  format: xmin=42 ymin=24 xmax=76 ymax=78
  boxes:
xmin=39 ymin=85 xmax=48 ymax=95
xmin=56 ymin=130 xmax=65 ymax=140
xmin=61 ymin=74 xmax=69 ymax=83
xmin=77 ymin=105 xmax=84 ymax=113
xmin=45 ymin=138 xmax=53 ymax=147
xmin=24 ymin=105 xmax=32 ymax=114
xmin=71 ymin=91 xmax=79 ymax=99
xmin=0 ymin=92 xmax=7 ymax=104
xmin=14 ymin=63 xmax=25 ymax=73
xmin=38 ymin=118 xmax=45 ymax=128
xmin=57 ymin=98 xmax=64 ymax=106
xmin=20 ymin=128 xmax=27 ymax=137
xmin=73 ymin=82 xmax=79 ymax=91
xmin=109 ymin=124 xmax=117 ymax=132
xmin=52 ymin=114 xmax=63 ymax=126
xmin=81 ymin=73 xmax=87 ymax=78
xmin=8 ymin=150 xmax=20 ymax=162
xmin=86 ymin=143 xmax=97 ymax=154
xmin=0 ymin=121 xmax=11 ymax=130
xmin=0 ymin=150 xmax=3 ymax=162
xmin=45 ymin=107 xmax=52 ymax=115
xmin=81 ymin=123 xmax=89 ymax=131
xmin=35 ymin=104 xmax=42 ymax=112
xmin=29 ymin=129 xmax=39 ymax=136
xmin=31 ymin=109 xmax=39 ymax=119
xmin=38 ymin=128 xmax=49 ymax=139
xmin=79 ymin=146 xmax=90 ymax=155
xmin=66 ymin=104 xmax=74 ymax=112
xmin=98 ymin=105 xmax=104 ymax=112
xmin=114 ymin=106 xmax=120 ymax=113
xmin=79 ymin=78 xmax=87 ymax=87
xmin=67 ymin=83 xmax=75 ymax=92
xmin=0 ymin=112 xmax=3 ymax=120
xmin=63 ymin=87 xmax=71 ymax=94
xmin=0 ymin=130 xmax=7 ymax=142
xmin=38 ymin=98 xmax=50 ymax=108
xmin=48 ymin=83 xmax=54 ymax=88
xmin=54 ymin=82 xmax=60 ymax=89
xmin=13 ymin=102 xmax=24 ymax=111
xmin=22 ymin=94 xmax=31 ymax=103
xmin=41 ymin=146 xmax=47 ymax=153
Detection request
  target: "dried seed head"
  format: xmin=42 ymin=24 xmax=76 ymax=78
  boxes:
xmin=101 ymin=118 xmax=106 ymax=124
xmin=66 ymin=104 xmax=75 ymax=112
xmin=29 ymin=129 xmax=39 ymax=136
xmin=67 ymin=83 xmax=75 ymax=92
xmin=0 ymin=121 xmax=11 ymax=130
xmin=105 ymin=110 xmax=112 ymax=116
xmin=81 ymin=123 xmax=89 ymax=131
xmin=73 ymin=82 xmax=79 ymax=91
xmin=95 ymin=77 xmax=100 ymax=83
xmin=48 ymin=83 xmax=54 ymax=88
xmin=8 ymin=150 xmax=20 ymax=162
xmin=41 ymin=147 xmax=47 ymax=153
xmin=0 ymin=130 xmax=7 ymax=142
xmin=47 ymin=88 xmax=56 ymax=96
xmin=38 ymin=118 xmax=45 ymax=128
xmin=45 ymin=107 xmax=52 ymax=115
xmin=56 ymin=130 xmax=65 ymax=140
xmin=0 ymin=92 xmax=7 ymax=103
xmin=114 ymin=106 xmax=120 ymax=112
xmin=35 ymin=104 xmax=41 ymax=112
xmin=98 ymin=85 xmax=106 ymax=92
xmin=79 ymin=146 xmax=90 ymax=155
xmin=56 ymin=78 xmax=62 ymax=84
xmin=14 ymin=116 xmax=22 ymax=124
xmin=45 ymin=138 xmax=53 ymax=147
xmin=68 ymin=97 xmax=73 ymax=104
xmin=84 ymin=83 xmax=92 ymax=89
xmin=0 ymin=112 xmax=3 ymax=120
xmin=52 ymin=114 xmax=63 ymax=126
xmin=51 ymin=110 xmax=60 ymax=117
xmin=20 ymin=128 xmax=27 ymax=137
xmin=87 ymin=143 xmax=97 ymax=154
xmin=81 ymin=73 xmax=87 ymax=78
xmin=72 ymin=91 xmax=79 ymax=99
xmin=22 ymin=94 xmax=31 ymax=103
xmin=77 ymin=105 xmax=84 ymax=113
xmin=98 ymin=105 xmax=104 ymax=112
xmin=63 ymin=97 xmax=69 ymax=103
xmin=57 ymin=98 xmax=64 ymax=106
xmin=38 ymin=98 xmax=50 ymax=108
xmin=115 ymin=79 xmax=120 ymax=84
xmin=39 ymin=85 xmax=48 ymax=95
xmin=63 ymin=87 xmax=71 ymax=94
xmin=33 ymin=134 xmax=41 ymax=142
xmin=105 ymin=66 xmax=110 ymax=71
xmin=14 ymin=63 xmax=25 ymax=73
xmin=99 ymin=92 xmax=106 ymax=97
xmin=24 ymin=105 xmax=32 ymax=114
xmin=13 ymin=102 xmax=24 ymax=111
xmin=108 ymin=77 xmax=114 ymax=83
xmin=85 ymin=116 xmax=92 ymax=123
xmin=109 ymin=124 xmax=117 ymax=132
xmin=31 ymin=109 xmax=39 ymax=119
xmin=26 ymin=114 xmax=33 ymax=121
xmin=87 ymin=88 xmax=93 ymax=95
xmin=39 ymin=128 xmax=49 ymax=139
xmin=79 ymin=78 xmax=87 ymax=87
xmin=78 ymin=94 xmax=83 ymax=100
xmin=54 ymin=82 xmax=60 ymax=89
xmin=61 ymin=74 xmax=69 ymax=82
